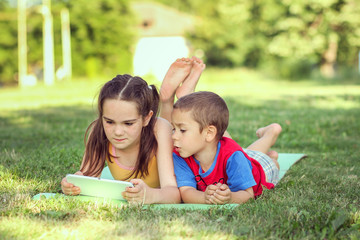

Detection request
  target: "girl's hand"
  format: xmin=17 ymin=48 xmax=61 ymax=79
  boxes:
xmin=209 ymin=184 xmax=231 ymax=205
xmin=61 ymin=177 xmax=81 ymax=196
xmin=122 ymin=179 xmax=149 ymax=204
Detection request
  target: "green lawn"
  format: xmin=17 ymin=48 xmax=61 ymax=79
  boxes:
xmin=1 ymin=68 xmax=359 ymax=239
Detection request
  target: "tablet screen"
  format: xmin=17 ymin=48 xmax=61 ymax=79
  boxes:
xmin=66 ymin=174 xmax=133 ymax=200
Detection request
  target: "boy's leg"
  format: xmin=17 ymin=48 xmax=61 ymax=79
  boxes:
xmin=175 ymin=56 xmax=206 ymax=99
xmin=246 ymin=123 xmax=282 ymax=168
xmin=159 ymin=58 xmax=192 ymax=121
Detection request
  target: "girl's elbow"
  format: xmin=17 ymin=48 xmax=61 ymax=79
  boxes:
xmin=166 ymin=186 xmax=181 ymax=203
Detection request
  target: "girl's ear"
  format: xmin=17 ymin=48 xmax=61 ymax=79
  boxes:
xmin=143 ymin=110 xmax=154 ymax=127
xmin=205 ymin=125 xmax=217 ymax=142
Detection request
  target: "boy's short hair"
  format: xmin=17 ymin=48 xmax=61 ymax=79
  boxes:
xmin=173 ymin=91 xmax=229 ymax=140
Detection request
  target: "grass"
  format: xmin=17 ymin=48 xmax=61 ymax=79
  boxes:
xmin=0 ymin=68 xmax=359 ymax=239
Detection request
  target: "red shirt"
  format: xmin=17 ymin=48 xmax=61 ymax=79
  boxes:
xmin=174 ymin=137 xmax=274 ymax=197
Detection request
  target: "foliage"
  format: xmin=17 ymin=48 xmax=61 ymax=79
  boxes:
xmin=1 ymin=0 xmax=360 ymax=85
xmin=158 ymin=0 xmax=360 ymax=78
xmin=0 ymin=2 xmax=17 ymax=85
xmin=0 ymin=0 xmax=136 ymax=85
xmin=62 ymin=0 xmax=136 ymax=78
xmin=0 ymin=70 xmax=359 ymax=239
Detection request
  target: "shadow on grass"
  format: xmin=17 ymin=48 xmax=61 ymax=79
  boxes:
xmin=0 ymin=96 xmax=359 ymax=239
xmin=0 ymin=96 xmax=359 ymax=198
xmin=0 ymin=105 xmax=96 ymax=190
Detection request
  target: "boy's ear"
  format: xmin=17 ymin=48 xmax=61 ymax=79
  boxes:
xmin=143 ymin=110 xmax=154 ymax=127
xmin=205 ymin=125 xmax=217 ymax=142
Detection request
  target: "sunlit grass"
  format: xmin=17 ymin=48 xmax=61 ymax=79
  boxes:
xmin=0 ymin=78 xmax=106 ymax=110
xmin=0 ymin=68 xmax=359 ymax=239
xmin=196 ymin=68 xmax=360 ymax=109
xmin=1 ymin=68 xmax=359 ymax=111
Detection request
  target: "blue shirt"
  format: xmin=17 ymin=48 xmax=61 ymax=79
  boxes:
xmin=173 ymin=141 xmax=257 ymax=192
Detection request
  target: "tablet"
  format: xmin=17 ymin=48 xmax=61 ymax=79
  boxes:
xmin=66 ymin=174 xmax=133 ymax=200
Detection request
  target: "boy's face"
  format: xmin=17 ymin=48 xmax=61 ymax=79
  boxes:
xmin=171 ymin=109 xmax=207 ymax=158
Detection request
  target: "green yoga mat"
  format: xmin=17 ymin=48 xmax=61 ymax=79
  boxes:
xmin=33 ymin=153 xmax=307 ymax=209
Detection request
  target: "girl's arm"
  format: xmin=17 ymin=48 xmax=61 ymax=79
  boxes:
xmin=61 ymin=154 xmax=96 ymax=195
xmin=61 ymin=128 xmax=101 ymax=195
xmin=61 ymin=170 xmax=83 ymax=195
xmin=61 ymin=156 xmax=102 ymax=195
xmin=145 ymin=117 xmax=181 ymax=204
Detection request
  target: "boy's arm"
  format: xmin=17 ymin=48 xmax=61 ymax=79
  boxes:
xmin=228 ymin=186 xmax=254 ymax=204
xmin=180 ymin=184 xmax=221 ymax=204
xmin=208 ymin=184 xmax=254 ymax=204
xmin=179 ymin=186 xmax=206 ymax=203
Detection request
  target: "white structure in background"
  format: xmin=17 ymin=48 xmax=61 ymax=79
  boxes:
xmin=132 ymin=2 xmax=194 ymax=82
xmin=133 ymin=36 xmax=189 ymax=81
xmin=41 ymin=0 xmax=55 ymax=86
xmin=17 ymin=0 xmax=71 ymax=87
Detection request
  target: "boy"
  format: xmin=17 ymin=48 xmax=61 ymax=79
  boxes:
xmin=171 ymin=91 xmax=281 ymax=204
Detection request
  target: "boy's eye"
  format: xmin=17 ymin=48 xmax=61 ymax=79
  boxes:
xmin=180 ymin=129 xmax=186 ymax=133
xmin=125 ymin=122 xmax=134 ymax=126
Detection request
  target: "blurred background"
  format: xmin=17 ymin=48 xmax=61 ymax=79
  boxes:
xmin=0 ymin=0 xmax=359 ymax=87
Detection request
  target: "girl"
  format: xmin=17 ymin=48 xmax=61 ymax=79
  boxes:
xmin=61 ymin=74 xmax=180 ymax=204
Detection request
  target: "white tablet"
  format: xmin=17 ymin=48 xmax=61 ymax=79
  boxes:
xmin=66 ymin=174 xmax=133 ymax=200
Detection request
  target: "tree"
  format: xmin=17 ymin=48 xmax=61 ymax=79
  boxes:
xmin=159 ymin=0 xmax=360 ymax=78
xmin=0 ymin=1 xmax=17 ymax=85
xmin=0 ymin=0 xmax=137 ymax=85
xmin=63 ymin=0 xmax=137 ymax=77
xmin=265 ymin=0 xmax=360 ymax=78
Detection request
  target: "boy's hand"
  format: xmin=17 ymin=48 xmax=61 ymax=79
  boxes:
xmin=209 ymin=184 xmax=231 ymax=205
xmin=204 ymin=183 xmax=221 ymax=204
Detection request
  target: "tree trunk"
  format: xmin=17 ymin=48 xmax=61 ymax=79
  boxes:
xmin=320 ymin=40 xmax=338 ymax=78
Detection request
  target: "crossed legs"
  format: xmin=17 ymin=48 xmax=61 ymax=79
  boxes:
xmin=159 ymin=57 xmax=281 ymax=169
xmin=247 ymin=123 xmax=282 ymax=169
xmin=159 ymin=57 xmax=205 ymax=121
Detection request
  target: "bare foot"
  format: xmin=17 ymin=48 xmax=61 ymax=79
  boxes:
xmin=256 ymin=123 xmax=282 ymax=139
xmin=267 ymin=150 xmax=279 ymax=161
xmin=160 ymin=58 xmax=192 ymax=102
xmin=175 ymin=56 xmax=206 ymax=99
xmin=247 ymin=123 xmax=282 ymax=155
xmin=267 ymin=150 xmax=280 ymax=169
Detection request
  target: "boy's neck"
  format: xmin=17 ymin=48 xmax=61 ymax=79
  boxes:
xmin=193 ymin=140 xmax=219 ymax=172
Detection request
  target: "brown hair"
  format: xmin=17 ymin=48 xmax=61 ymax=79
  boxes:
xmin=80 ymin=74 xmax=159 ymax=178
xmin=173 ymin=91 xmax=229 ymax=140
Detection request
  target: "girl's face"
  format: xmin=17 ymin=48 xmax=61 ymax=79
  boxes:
xmin=102 ymin=99 xmax=152 ymax=152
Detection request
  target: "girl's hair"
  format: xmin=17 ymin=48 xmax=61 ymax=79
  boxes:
xmin=80 ymin=74 xmax=159 ymax=179
xmin=173 ymin=91 xmax=229 ymax=141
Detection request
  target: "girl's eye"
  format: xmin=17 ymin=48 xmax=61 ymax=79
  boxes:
xmin=180 ymin=129 xmax=186 ymax=133
xmin=106 ymin=120 xmax=113 ymax=124
xmin=125 ymin=122 xmax=134 ymax=126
